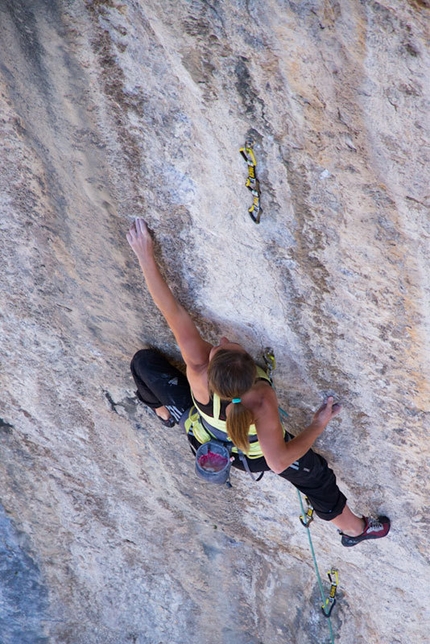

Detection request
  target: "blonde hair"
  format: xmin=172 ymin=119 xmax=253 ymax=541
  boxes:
xmin=207 ymin=348 xmax=256 ymax=453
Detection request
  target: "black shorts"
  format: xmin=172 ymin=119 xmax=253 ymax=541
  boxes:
xmin=132 ymin=348 xmax=347 ymax=521
xmin=131 ymin=348 xmax=193 ymax=423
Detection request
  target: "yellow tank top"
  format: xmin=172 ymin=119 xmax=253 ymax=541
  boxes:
xmin=184 ymin=365 xmax=275 ymax=459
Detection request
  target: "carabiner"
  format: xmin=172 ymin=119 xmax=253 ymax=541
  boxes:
xmin=299 ymin=498 xmax=315 ymax=528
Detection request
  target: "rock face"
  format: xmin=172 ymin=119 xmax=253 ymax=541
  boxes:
xmin=1 ymin=1 xmax=429 ymax=642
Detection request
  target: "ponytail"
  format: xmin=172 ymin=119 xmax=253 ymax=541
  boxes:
xmin=207 ymin=348 xmax=256 ymax=454
xmin=226 ymin=401 xmax=254 ymax=453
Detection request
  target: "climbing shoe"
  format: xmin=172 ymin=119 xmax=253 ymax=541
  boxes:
xmin=151 ymin=408 xmax=176 ymax=428
xmin=135 ymin=391 xmax=176 ymax=428
xmin=340 ymin=516 xmax=390 ymax=547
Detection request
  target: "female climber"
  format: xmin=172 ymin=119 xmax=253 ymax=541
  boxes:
xmin=127 ymin=217 xmax=390 ymax=547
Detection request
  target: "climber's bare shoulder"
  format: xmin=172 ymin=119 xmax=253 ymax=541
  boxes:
xmin=245 ymin=381 xmax=280 ymax=428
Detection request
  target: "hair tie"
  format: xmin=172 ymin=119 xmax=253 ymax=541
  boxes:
xmin=232 ymin=398 xmax=241 ymax=404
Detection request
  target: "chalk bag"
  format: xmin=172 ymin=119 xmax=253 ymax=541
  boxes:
xmin=195 ymin=440 xmax=232 ymax=485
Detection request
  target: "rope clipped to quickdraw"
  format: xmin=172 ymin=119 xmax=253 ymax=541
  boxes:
xmin=297 ymin=492 xmax=337 ymax=643
xmin=239 ymin=138 xmax=262 ymax=224
xmin=266 ymin=346 xmax=339 ymax=642
xmin=299 ymin=496 xmax=315 ymax=528
xmin=322 ymin=568 xmax=339 ymax=618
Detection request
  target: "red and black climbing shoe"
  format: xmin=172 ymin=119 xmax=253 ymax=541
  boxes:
xmin=340 ymin=516 xmax=391 ymax=547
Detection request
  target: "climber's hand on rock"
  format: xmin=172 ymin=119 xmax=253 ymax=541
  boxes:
xmin=127 ymin=218 xmax=154 ymax=261
xmin=311 ymin=396 xmax=341 ymax=433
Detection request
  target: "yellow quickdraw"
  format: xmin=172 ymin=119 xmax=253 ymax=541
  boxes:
xmin=239 ymin=139 xmax=262 ymax=223
xmin=299 ymin=497 xmax=315 ymax=528
xmin=263 ymin=347 xmax=276 ymax=382
xmin=321 ymin=568 xmax=339 ymax=618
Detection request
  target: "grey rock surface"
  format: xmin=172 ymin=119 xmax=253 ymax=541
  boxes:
xmin=0 ymin=0 xmax=429 ymax=642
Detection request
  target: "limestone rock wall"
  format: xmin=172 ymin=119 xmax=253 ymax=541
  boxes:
xmin=1 ymin=1 xmax=429 ymax=642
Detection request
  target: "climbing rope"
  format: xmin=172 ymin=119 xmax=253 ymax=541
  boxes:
xmin=265 ymin=348 xmax=339 ymax=641
xmin=296 ymin=491 xmax=337 ymax=643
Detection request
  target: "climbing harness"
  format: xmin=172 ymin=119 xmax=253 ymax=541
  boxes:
xmin=185 ymin=367 xmax=270 ymax=460
xmin=240 ymin=138 xmax=262 ymax=224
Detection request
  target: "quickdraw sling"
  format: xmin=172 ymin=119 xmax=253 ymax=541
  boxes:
xmin=240 ymin=138 xmax=262 ymax=224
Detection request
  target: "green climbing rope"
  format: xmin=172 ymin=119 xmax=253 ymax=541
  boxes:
xmin=276 ymin=399 xmax=338 ymax=642
xmin=297 ymin=490 xmax=336 ymax=644
xmin=268 ymin=350 xmax=339 ymax=642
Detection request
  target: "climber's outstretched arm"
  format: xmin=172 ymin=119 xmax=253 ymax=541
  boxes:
xmin=127 ymin=218 xmax=212 ymax=369
xmin=255 ymin=393 xmax=341 ymax=474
